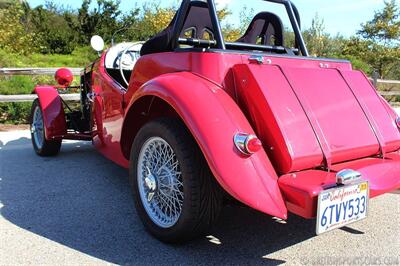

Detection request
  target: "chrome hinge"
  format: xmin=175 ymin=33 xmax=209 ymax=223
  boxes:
xmin=249 ymin=55 xmax=264 ymax=64
xmin=249 ymin=55 xmax=272 ymax=65
xmin=319 ymin=63 xmax=330 ymax=68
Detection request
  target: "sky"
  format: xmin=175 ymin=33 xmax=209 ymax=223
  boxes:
xmin=26 ymin=0 xmax=388 ymax=37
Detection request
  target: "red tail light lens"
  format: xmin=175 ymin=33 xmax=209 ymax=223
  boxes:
xmin=246 ymin=137 xmax=263 ymax=153
xmin=234 ymin=133 xmax=263 ymax=155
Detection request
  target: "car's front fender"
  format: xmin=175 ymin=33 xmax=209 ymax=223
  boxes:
xmin=33 ymin=86 xmax=67 ymax=140
xmin=123 ymin=72 xmax=288 ymax=219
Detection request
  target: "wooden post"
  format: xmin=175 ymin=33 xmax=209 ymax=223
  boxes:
xmin=372 ymin=70 xmax=379 ymax=88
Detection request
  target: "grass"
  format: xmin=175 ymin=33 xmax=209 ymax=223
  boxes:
xmin=0 ymin=76 xmax=56 ymax=95
xmin=0 ymin=75 xmax=80 ymax=95
xmin=0 ymin=46 xmax=94 ymax=95
xmin=0 ymin=102 xmax=31 ymax=124
xmin=0 ymin=46 xmax=399 ymax=124
xmin=0 ymin=46 xmax=98 ymax=68
xmin=0 ymin=47 xmax=96 ymax=124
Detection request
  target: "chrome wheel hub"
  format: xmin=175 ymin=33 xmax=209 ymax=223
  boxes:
xmin=144 ymin=167 xmax=157 ymax=202
xmin=137 ymin=137 xmax=183 ymax=228
xmin=31 ymin=105 xmax=44 ymax=149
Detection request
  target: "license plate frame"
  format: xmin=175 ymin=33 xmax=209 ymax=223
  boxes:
xmin=316 ymin=181 xmax=369 ymax=235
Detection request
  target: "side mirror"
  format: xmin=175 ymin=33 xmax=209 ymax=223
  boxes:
xmin=55 ymin=68 xmax=73 ymax=87
xmin=90 ymin=35 xmax=105 ymax=52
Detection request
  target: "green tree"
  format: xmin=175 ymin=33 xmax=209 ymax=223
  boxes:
xmin=303 ymin=14 xmax=343 ymax=57
xmin=0 ymin=0 xmax=24 ymax=9
xmin=355 ymin=0 xmax=400 ymax=79
xmin=359 ymin=0 xmax=400 ymax=46
xmin=126 ymin=3 xmax=174 ymax=41
xmin=0 ymin=2 xmax=35 ymax=54
xmin=66 ymin=0 xmax=133 ymax=45
xmin=26 ymin=2 xmax=77 ymax=54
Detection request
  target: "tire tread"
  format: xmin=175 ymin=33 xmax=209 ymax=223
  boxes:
xmin=129 ymin=118 xmax=222 ymax=243
xmin=30 ymin=99 xmax=62 ymax=157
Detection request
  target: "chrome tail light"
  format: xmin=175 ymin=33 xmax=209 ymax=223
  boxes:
xmin=234 ymin=133 xmax=263 ymax=155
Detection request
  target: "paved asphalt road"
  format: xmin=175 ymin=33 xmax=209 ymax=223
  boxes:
xmin=0 ymin=130 xmax=399 ymax=266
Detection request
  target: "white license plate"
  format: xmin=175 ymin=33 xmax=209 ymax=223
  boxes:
xmin=316 ymin=181 xmax=369 ymax=235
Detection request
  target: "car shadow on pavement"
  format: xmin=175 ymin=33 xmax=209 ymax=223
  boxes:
xmin=1 ymin=137 xmax=316 ymax=265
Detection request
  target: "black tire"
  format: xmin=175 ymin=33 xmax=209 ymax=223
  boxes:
xmin=129 ymin=118 xmax=222 ymax=243
xmin=30 ymin=99 xmax=62 ymax=156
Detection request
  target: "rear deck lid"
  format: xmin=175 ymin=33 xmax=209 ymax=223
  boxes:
xmin=233 ymin=59 xmax=400 ymax=173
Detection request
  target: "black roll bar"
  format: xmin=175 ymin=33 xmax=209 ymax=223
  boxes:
xmin=285 ymin=1 xmax=308 ymax=56
xmin=207 ymin=0 xmax=226 ymax=50
xmin=173 ymin=0 xmax=309 ymax=56
xmin=171 ymin=0 xmax=191 ymax=50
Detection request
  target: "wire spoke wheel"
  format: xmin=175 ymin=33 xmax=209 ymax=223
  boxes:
xmin=31 ymin=104 xmax=45 ymax=150
xmin=130 ymin=119 xmax=222 ymax=242
xmin=137 ymin=137 xmax=184 ymax=228
xmin=30 ymin=99 xmax=62 ymax=157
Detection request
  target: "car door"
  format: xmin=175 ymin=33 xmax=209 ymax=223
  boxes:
xmin=91 ymin=59 xmax=128 ymax=167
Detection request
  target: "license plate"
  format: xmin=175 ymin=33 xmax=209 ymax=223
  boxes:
xmin=316 ymin=181 xmax=369 ymax=235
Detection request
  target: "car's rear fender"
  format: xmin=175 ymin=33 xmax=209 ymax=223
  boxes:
xmin=121 ymin=72 xmax=288 ymax=219
xmin=33 ymin=86 xmax=67 ymax=140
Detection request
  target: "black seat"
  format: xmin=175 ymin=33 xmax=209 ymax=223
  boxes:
xmin=180 ymin=1 xmax=214 ymax=40
xmin=139 ymin=14 xmax=177 ymax=56
xmin=237 ymin=12 xmax=284 ymax=46
xmin=140 ymin=1 xmax=214 ymax=56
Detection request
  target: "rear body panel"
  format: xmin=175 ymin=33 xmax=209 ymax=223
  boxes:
xmin=124 ymin=72 xmax=288 ymax=219
xmin=91 ymin=50 xmax=399 ymax=219
xmin=341 ymin=70 xmax=400 ymax=153
xmin=279 ymin=152 xmax=400 ymax=218
xmin=231 ymin=57 xmax=400 ymax=218
xmin=233 ymin=64 xmax=324 ymax=174
xmin=281 ymin=67 xmax=381 ymax=165
xmin=233 ymin=62 xmax=400 ymax=175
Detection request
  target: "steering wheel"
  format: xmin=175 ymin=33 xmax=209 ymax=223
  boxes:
xmin=119 ymin=41 xmax=145 ymax=87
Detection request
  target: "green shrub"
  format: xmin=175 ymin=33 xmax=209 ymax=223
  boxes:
xmin=0 ymin=46 xmax=97 ymax=68
xmin=0 ymin=76 xmax=34 ymax=95
xmin=0 ymin=102 xmax=32 ymax=124
xmin=0 ymin=75 xmax=78 ymax=95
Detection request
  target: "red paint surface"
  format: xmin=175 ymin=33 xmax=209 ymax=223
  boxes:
xmin=91 ymin=53 xmax=129 ymax=167
xmin=54 ymin=68 xmax=74 ymax=87
xmin=233 ymin=64 xmax=324 ymax=174
xmin=33 ymin=86 xmax=67 ymax=140
xmin=124 ymin=72 xmax=288 ymax=219
xmin=279 ymin=152 xmax=400 ymax=218
xmin=281 ymin=66 xmax=381 ymax=164
xmin=57 ymin=50 xmax=400 ymax=219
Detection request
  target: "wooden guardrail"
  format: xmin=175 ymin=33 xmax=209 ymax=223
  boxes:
xmin=0 ymin=68 xmax=81 ymax=76
xmin=0 ymin=67 xmax=82 ymax=102
xmin=0 ymin=94 xmax=80 ymax=102
xmin=375 ymin=79 xmax=400 ymax=85
xmin=379 ymin=91 xmax=400 ymax=96
xmin=0 ymin=67 xmax=399 ymax=103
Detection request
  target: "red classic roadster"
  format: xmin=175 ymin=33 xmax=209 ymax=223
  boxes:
xmin=30 ymin=0 xmax=400 ymax=242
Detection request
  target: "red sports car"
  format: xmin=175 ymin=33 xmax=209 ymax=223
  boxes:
xmin=30 ymin=0 xmax=400 ymax=242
